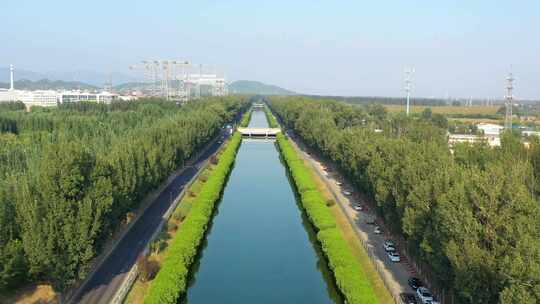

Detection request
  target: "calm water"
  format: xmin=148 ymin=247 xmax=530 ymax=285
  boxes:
xmin=184 ymin=110 xmax=342 ymax=304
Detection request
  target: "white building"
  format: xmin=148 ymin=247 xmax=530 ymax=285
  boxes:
xmin=0 ymin=89 xmax=18 ymax=102
xmin=477 ymin=123 xmax=505 ymax=137
xmin=1 ymin=65 xmax=121 ymax=107
xmin=58 ymin=91 xmax=118 ymax=104
xmin=17 ymin=90 xmax=58 ymax=107
xmin=449 ymin=123 xmax=504 ymax=148
xmin=522 ymin=130 xmax=540 ymax=138
xmin=184 ymin=74 xmax=228 ymax=98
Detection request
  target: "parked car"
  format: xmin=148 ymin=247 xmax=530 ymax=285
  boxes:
xmin=366 ymin=217 xmax=376 ymax=225
xmin=384 ymin=245 xmax=396 ymax=252
xmin=400 ymin=293 xmax=418 ymax=304
xmin=342 ymin=190 xmax=351 ymax=196
xmin=374 ymin=226 xmax=382 ymax=234
xmin=387 ymin=250 xmax=401 ymax=262
xmin=408 ymin=277 xmax=423 ymax=290
xmin=416 ymin=287 xmax=433 ymax=304
xmin=353 ymin=205 xmax=362 ymax=211
xmin=336 ymin=181 xmax=343 ymax=186
xmin=426 ymin=300 xmax=440 ymax=304
xmin=383 ymin=240 xmax=396 ymax=251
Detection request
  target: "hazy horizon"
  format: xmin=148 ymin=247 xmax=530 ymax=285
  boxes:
xmin=1 ymin=0 xmax=539 ymax=99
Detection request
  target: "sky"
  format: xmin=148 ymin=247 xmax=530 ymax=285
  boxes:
xmin=1 ymin=0 xmax=539 ymax=99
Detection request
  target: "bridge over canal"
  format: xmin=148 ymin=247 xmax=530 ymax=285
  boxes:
xmin=238 ymin=127 xmax=281 ymax=137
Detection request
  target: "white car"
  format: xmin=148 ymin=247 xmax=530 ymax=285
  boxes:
xmin=336 ymin=181 xmax=343 ymax=186
xmin=387 ymin=251 xmax=400 ymax=262
xmin=342 ymin=190 xmax=351 ymax=196
xmin=416 ymin=287 xmax=433 ymax=303
xmin=353 ymin=205 xmax=362 ymax=211
xmin=374 ymin=226 xmax=382 ymax=234
xmin=383 ymin=240 xmax=396 ymax=251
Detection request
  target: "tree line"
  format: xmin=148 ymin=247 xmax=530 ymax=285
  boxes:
xmin=268 ymin=96 xmax=540 ymax=304
xmin=0 ymin=97 xmax=248 ymax=292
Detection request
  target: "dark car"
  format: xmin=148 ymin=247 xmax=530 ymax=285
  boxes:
xmin=400 ymin=292 xmax=418 ymax=304
xmin=408 ymin=277 xmax=423 ymax=290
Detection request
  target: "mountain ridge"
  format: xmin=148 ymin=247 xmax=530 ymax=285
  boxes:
xmin=228 ymin=80 xmax=296 ymax=95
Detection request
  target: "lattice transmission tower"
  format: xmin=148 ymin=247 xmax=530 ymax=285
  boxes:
xmin=505 ymin=72 xmax=515 ymax=130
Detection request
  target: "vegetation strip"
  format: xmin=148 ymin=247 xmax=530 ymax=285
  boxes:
xmin=263 ymin=104 xmax=279 ymax=128
xmin=239 ymin=107 xmax=252 ymax=127
xmin=143 ymin=132 xmax=242 ymax=304
xmin=276 ymin=133 xmax=378 ymax=304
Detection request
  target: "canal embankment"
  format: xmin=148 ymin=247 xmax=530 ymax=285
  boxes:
xmin=184 ymin=109 xmax=341 ymax=304
xmin=276 ymin=133 xmax=379 ymax=304
xmin=142 ymin=132 xmax=242 ymax=304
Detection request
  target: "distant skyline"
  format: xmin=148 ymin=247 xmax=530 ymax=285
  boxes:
xmin=1 ymin=0 xmax=539 ymax=99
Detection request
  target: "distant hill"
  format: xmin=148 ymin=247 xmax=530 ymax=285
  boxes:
xmin=0 ymin=67 xmax=139 ymax=86
xmin=0 ymin=79 xmax=98 ymax=91
xmin=229 ymin=80 xmax=295 ymax=95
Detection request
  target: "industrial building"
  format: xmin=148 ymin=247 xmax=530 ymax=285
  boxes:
xmin=128 ymin=60 xmax=229 ymax=101
xmin=448 ymin=123 xmax=505 ymax=148
xmin=58 ymin=91 xmax=118 ymax=103
xmin=0 ymin=65 xmax=119 ymax=107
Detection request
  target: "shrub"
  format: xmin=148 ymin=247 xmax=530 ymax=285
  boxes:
xmin=167 ymin=222 xmax=178 ymax=232
xmin=144 ymin=133 xmax=241 ymax=304
xmin=264 ymin=105 xmax=279 ymax=128
xmin=137 ymin=255 xmax=160 ymax=283
xmin=276 ymin=133 xmax=378 ymax=304
xmin=239 ymin=109 xmax=252 ymax=127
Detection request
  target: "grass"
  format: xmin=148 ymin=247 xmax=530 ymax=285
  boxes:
xmin=239 ymin=108 xmax=252 ymax=127
xmin=264 ymin=105 xmax=279 ymax=128
xmin=384 ymin=104 xmax=500 ymax=115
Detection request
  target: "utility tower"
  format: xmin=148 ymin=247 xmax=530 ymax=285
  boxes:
xmin=9 ymin=64 xmax=14 ymax=90
xmin=505 ymin=72 xmax=515 ymax=130
xmin=404 ymin=68 xmax=414 ymax=116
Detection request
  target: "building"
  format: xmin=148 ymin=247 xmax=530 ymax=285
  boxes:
xmin=17 ymin=90 xmax=58 ymax=107
xmin=449 ymin=123 xmax=504 ymax=148
xmin=0 ymin=65 xmax=122 ymax=107
xmin=477 ymin=123 xmax=505 ymax=137
xmin=522 ymin=130 xmax=540 ymax=138
xmin=184 ymin=73 xmax=228 ymax=98
xmin=0 ymin=89 xmax=18 ymax=103
xmin=58 ymin=91 xmax=119 ymax=104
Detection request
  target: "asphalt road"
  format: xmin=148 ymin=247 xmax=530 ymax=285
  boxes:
xmin=288 ymin=134 xmax=418 ymax=302
xmin=71 ymin=128 xmax=231 ymax=304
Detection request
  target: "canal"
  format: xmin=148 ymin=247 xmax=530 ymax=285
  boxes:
xmin=184 ymin=109 xmax=342 ymax=303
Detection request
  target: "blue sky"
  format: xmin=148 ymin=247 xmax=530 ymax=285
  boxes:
xmin=1 ymin=0 xmax=539 ymax=98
